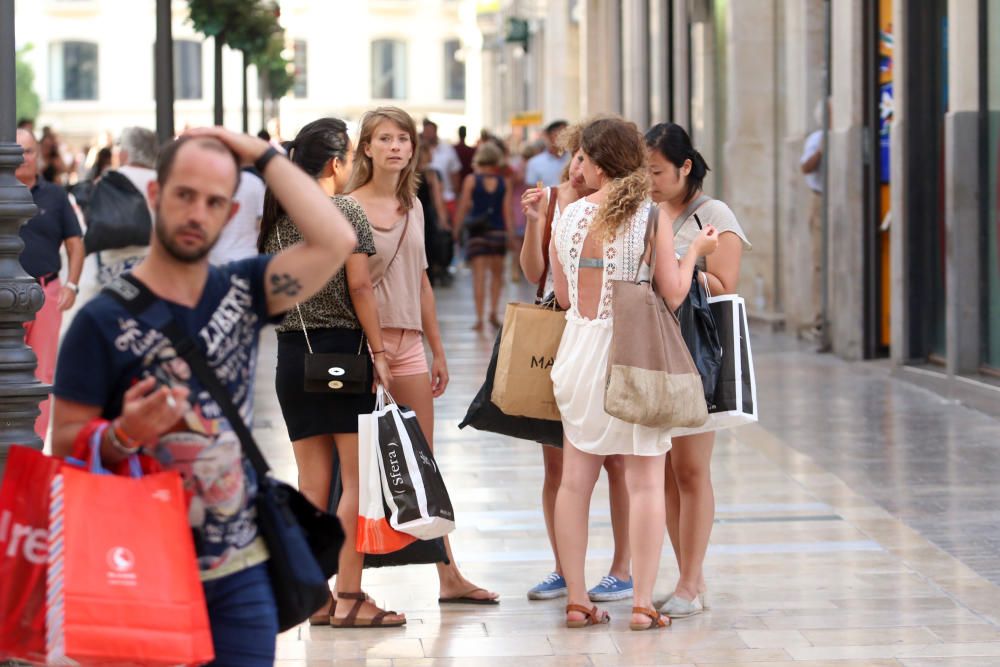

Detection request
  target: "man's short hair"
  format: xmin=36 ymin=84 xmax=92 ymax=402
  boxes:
xmin=157 ymin=136 xmax=240 ymax=193
xmin=16 ymin=118 xmax=34 ymax=129
xmin=423 ymin=118 xmax=438 ymax=129
xmin=120 ymin=127 xmax=159 ymax=168
xmin=545 ymin=120 xmax=569 ymax=135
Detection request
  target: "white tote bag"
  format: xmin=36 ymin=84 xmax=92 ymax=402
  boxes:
xmin=369 ymin=387 xmax=456 ymax=541
xmin=670 ymin=294 xmax=758 ymax=437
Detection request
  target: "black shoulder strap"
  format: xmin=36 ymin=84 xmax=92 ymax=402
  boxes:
xmin=672 ymin=194 xmax=711 ymax=236
xmin=102 ymin=274 xmax=271 ymax=479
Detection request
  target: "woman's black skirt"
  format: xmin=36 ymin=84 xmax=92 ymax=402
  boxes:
xmin=275 ymin=328 xmax=376 ymax=440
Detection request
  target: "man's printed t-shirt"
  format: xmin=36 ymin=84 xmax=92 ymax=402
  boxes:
xmin=53 ymin=256 xmax=278 ymax=581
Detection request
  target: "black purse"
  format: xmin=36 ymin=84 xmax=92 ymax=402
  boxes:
xmin=105 ymin=275 xmax=345 ymax=633
xmin=82 ymin=170 xmax=153 ymax=254
xmin=463 ymin=209 xmax=493 ymax=237
xmin=276 ymin=224 xmax=373 ymax=394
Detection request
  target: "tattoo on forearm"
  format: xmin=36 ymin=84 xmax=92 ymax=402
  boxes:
xmin=270 ymin=273 xmax=302 ymax=297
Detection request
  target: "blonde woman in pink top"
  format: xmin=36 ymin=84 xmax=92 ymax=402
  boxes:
xmin=346 ymin=106 xmax=499 ymax=606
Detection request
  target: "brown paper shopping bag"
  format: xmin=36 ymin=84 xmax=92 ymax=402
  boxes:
xmin=491 ymin=301 xmax=566 ymax=421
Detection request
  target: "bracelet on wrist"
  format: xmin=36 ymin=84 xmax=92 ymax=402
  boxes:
xmin=108 ymin=419 xmax=143 ymax=455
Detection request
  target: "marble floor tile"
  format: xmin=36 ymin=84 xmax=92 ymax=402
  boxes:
xmin=248 ymin=280 xmax=1000 ymax=665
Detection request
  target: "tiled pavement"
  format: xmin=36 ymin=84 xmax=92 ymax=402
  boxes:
xmin=249 ymin=275 xmax=1000 ymax=666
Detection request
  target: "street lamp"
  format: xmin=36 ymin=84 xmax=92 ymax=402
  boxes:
xmin=0 ymin=0 xmax=49 ymax=472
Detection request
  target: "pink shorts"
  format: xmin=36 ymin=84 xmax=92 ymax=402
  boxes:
xmin=380 ymin=328 xmax=428 ymax=376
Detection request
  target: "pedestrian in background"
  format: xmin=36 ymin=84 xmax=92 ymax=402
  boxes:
xmin=525 ymin=120 xmax=570 ymax=187
xmin=645 ymin=122 xmax=751 ymax=619
xmin=422 ymin=118 xmax=462 ymax=223
xmin=258 ymin=117 xmax=398 ymax=628
xmin=51 ymin=127 xmax=358 ymax=664
xmin=416 ymin=142 xmax=453 ymax=286
xmin=454 ymin=124 xmax=475 ymax=183
xmin=347 ymin=106 xmax=499 ymax=606
xmin=453 ymin=141 xmax=512 ymax=331
xmin=800 ymin=100 xmax=827 ymax=340
xmin=519 ymin=122 xmax=634 ymax=605
xmin=210 ymin=169 xmax=266 ymax=265
xmin=549 ymin=116 xmax=718 ymax=631
xmin=15 ymin=128 xmax=84 ymax=443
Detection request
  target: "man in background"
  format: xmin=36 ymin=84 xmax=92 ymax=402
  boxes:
xmin=15 ymin=128 xmax=84 ymax=442
xmin=525 ymin=120 xmax=569 ymax=187
xmin=210 ymin=168 xmax=266 ymax=265
xmin=423 ymin=118 xmax=461 ymax=222
xmin=454 ymin=125 xmax=475 ymax=184
xmin=800 ymin=101 xmax=826 ymax=340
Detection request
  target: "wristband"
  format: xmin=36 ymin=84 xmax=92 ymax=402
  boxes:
xmin=65 ymin=281 xmax=79 ymax=294
xmin=254 ymin=146 xmax=280 ymax=174
xmin=108 ymin=419 xmax=143 ymax=455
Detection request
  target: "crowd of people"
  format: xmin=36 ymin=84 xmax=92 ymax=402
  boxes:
xmin=12 ymin=106 xmax=750 ymax=664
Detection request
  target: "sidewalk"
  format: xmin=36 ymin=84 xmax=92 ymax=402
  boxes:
xmin=252 ymin=276 xmax=1000 ymax=666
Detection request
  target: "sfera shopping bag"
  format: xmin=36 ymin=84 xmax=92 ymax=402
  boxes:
xmin=372 ymin=387 xmax=455 ymax=541
xmin=46 ymin=464 xmax=213 ymax=665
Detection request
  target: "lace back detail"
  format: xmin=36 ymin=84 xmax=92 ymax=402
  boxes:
xmin=554 ymin=199 xmax=651 ymax=320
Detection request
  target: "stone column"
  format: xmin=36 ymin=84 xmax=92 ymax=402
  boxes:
xmin=580 ymin=0 xmax=622 ymax=116
xmin=0 ymin=0 xmax=49 ymax=471
xmin=827 ymin=0 xmax=866 ymax=359
xmin=671 ymin=0 xmax=691 ymax=129
xmin=543 ymin=0 xmax=580 ymax=122
xmin=621 ymin=0 xmax=650 ymax=127
xmin=778 ymin=0 xmax=827 ymax=333
xmin=720 ymin=0 xmax=779 ymax=316
xmin=944 ymin=0 xmax=981 ymax=375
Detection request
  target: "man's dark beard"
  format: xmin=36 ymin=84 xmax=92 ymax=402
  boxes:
xmin=154 ymin=214 xmax=216 ymax=263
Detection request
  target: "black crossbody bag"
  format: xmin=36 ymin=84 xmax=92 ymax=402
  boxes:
xmin=104 ymin=274 xmax=345 ymax=632
xmin=275 ymin=224 xmax=373 ymax=394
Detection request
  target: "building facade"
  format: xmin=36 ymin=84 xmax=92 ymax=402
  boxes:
xmin=491 ymin=0 xmax=998 ymax=412
xmin=16 ymin=0 xmax=481 ymax=145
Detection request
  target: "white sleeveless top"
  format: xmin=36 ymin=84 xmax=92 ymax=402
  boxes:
xmin=554 ymin=198 xmax=652 ymax=320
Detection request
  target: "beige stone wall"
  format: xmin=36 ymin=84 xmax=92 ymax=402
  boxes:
xmin=720 ymin=0 xmax=778 ymax=314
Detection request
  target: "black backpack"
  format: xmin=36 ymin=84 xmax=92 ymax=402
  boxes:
xmin=82 ymin=171 xmax=152 ymax=254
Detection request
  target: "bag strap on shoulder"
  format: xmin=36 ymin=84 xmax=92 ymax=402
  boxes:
xmin=372 ymin=211 xmax=410 ymax=289
xmin=102 ymin=274 xmax=271 ymax=479
xmin=536 ymin=185 xmax=559 ymax=301
xmin=636 ymin=204 xmax=660 ymax=284
xmin=671 ymin=194 xmax=711 ymax=236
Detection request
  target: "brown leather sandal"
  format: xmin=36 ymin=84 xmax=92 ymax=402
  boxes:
xmin=308 ymin=591 xmax=334 ymax=626
xmin=329 ymin=592 xmax=406 ymax=628
xmin=565 ymin=603 xmax=610 ymax=628
xmin=630 ymin=606 xmax=671 ymax=631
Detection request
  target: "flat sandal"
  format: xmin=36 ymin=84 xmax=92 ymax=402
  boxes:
xmin=330 ymin=592 xmax=406 ymax=628
xmin=630 ymin=606 xmax=671 ymax=631
xmin=565 ymin=603 xmax=610 ymax=628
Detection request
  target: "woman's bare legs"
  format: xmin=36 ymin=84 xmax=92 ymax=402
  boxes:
xmin=487 ymin=254 xmax=505 ymax=326
xmin=624 ymin=453 xmax=668 ymax=626
xmin=603 ymin=455 xmax=631 ymax=581
xmin=318 ymin=433 xmax=405 ymax=623
xmin=389 ymin=373 xmax=499 ymax=601
xmin=554 ymin=439 xmax=606 ymax=622
xmin=667 ymin=433 xmax=715 ymax=601
xmin=471 ymin=256 xmax=487 ymax=330
xmin=665 ymin=454 xmax=682 ymax=571
xmin=541 ymin=444 xmax=564 ymax=575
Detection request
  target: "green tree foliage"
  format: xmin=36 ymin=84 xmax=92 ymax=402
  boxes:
xmin=187 ymin=0 xmax=291 ymax=102
xmin=15 ymin=44 xmax=41 ymax=123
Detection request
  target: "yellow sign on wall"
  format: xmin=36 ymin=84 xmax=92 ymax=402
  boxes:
xmin=511 ymin=111 xmax=543 ymax=127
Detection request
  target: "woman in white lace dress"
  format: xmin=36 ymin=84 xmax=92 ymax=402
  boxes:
xmin=549 ymin=117 xmax=718 ymax=630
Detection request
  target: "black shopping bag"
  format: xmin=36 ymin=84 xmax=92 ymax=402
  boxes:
xmin=459 ymin=326 xmax=564 ymax=446
xmin=675 ymin=270 xmax=723 ymax=409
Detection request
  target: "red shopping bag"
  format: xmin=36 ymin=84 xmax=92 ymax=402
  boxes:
xmin=0 ymin=445 xmax=62 ymax=663
xmin=46 ymin=465 xmax=214 ymax=665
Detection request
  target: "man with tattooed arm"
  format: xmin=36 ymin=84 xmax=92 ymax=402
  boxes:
xmin=49 ymin=127 xmax=357 ymax=665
